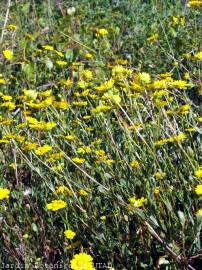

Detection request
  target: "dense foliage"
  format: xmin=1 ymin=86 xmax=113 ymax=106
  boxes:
xmin=0 ymin=0 xmax=202 ymax=269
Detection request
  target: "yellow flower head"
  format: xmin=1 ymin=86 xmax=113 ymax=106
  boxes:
xmin=97 ymin=28 xmax=108 ymax=36
xmin=187 ymin=1 xmax=202 ymax=8
xmin=0 ymin=78 xmax=6 ymax=85
xmin=128 ymin=196 xmax=146 ymax=208
xmin=54 ymin=50 xmax=64 ymax=57
xmin=146 ymin=33 xmax=159 ymax=42
xmin=35 ymin=145 xmax=52 ymax=155
xmin=3 ymin=49 xmax=13 ymax=60
xmin=54 ymin=186 xmax=73 ymax=196
xmin=195 ymin=184 xmax=202 ymax=195
xmin=130 ymin=160 xmax=140 ymax=168
xmin=153 ymin=187 xmax=160 ymax=195
xmin=0 ymin=188 xmax=10 ymax=200
xmin=8 ymin=24 xmax=17 ymax=31
xmin=197 ymin=208 xmax=202 ymax=216
xmin=46 ymin=200 xmax=67 ymax=211
xmin=134 ymin=72 xmax=151 ymax=84
xmin=64 ymin=229 xmax=76 ymax=240
xmin=56 ymin=60 xmax=68 ymax=66
xmin=79 ymin=189 xmax=89 ymax=196
xmin=195 ymin=169 xmax=202 ymax=179
xmin=70 ymin=252 xmax=95 ymax=270
xmin=72 ymin=157 xmax=85 ymax=165
xmin=91 ymin=105 xmax=111 ymax=113
xmin=193 ymin=51 xmax=202 ymax=60
xmin=155 ymin=172 xmax=166 ymax=180
xmin=42 ymin=45 xmax=54 ymax=51
xmin=81 ymin=69 xmax=93 ymax=81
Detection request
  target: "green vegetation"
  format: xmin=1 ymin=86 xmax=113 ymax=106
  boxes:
xmin=0 ymin=0 xmax=201 ymax=269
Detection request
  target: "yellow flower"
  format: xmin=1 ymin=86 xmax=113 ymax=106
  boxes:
xmin=65 ymin=135 xmax=77 ymax=141
xmin=72 ymin=101 xmax=88 ymax=107
xmin=8 ymin=24 xmax=17 ymax=31
xmin=146 ymin=33 xmax=159 ymax=42
xmin=177 ymin=104 xmax=191 ymax=115
xmin=130 ymin=160 xmax=140 ymax=168
xmin=172 ymin=16 xmax=179 ymax=26
xmin=54 ymin=50 xmax=64 ymax=57
xmin=91 ymin=105 xmax=111 ymax=113
xmin=85 ymin=53 xmax=93 ymax=58
xmin=0 ymin=188 xmax=10 ymax=200
xmin=60 ymin=78 xmax=72 ymax=88
xmin=1 ymin=101 xmax=16 ymax=110
xmin=197 ymin=208 xmax=202 ymax=216
xmin=56 ymin=60 xmax=68 ymax=66
xmin=128 ymin=196 xmax=146 ymax=208
xmin=77 ymin=146 xmax=91 ymax=154
xmin=195 ymin=169 xmax=202 ymax=178
xmin=23 ymin=89 xmax=38 ymax=100
xmin=46 ymin=200 xmax=67 ymax=211
xmin=95 ymin=79 xmax=114 ymax=92
xmin=193 ymin=51 xmax=202 ymax=60
xmin=169 ymin=133 xmax=187 ymax=143
xmin=95 ymin=150 xmax=106 ymax=156
xmin=54 ymin=186 xmax=73 ymax=196
xmin=171 ymin=80 xmax=190 ymax=90
xmin=155 ymin=172 xmax=166 ymax=180
xmin=3 ymin=49 xmax=13 ymax=60
xmin=72 ymin=157 xmax=85 ymax=165
xmin=153 ymin=187 xmax=160 ymax=195
xmin=187 ymin=1 xmax=202 ymax=8
xmin=77 ymin=80 xmax=88 ymax=89
xmin=35 ymin=145 xmax=52 ymax=155
xmin=105 ymin=159 xmax=114 ymax=165
xmin=81 ymin=69 xmax=93 ymax=81
xmin=83 ymin=115 xmax=92 ymax=120
xmin=42 ymin=45 xmax=54 ymax=51
xmin=23 ymin=141 xmax=38 ymax=150
xmin=64 ymin=229 xmax=76 ymax=240
xmin=151 ymin=79 xmax=169 ymax=89
xmin=0 ymin=78 xmax=6 ymax=85
xmin=48 ymin=152 xmax=64 ymax=161
xmin=100 ymin=215 xmax=106 ymax=221
xmin=53 ymin=100 xmax=70 ymax=110
xmin=195 ymin=184 xmax=202 ymax=195
xmin=26 ymin=117 xmax=56 ymax=130
xmin=134 ymin=72 xmax=151 ymax=84
xmin=112 ymin=65 xmax=132 ymax=81
xmin=79 ymin=189 xmax=89 ymax=196
xmin=70 ymin=252 xmax=95 ymax=270
xmin=1 ymin=94 xmax=12 ymax=101
xmin=103 ymin=92 xmax=121 ymax=104
xmin=97 ymin=28 xmax=108 ymax=36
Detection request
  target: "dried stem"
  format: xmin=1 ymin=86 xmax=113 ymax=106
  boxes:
xmin=0 ymin=0 xmax=11 ymax=44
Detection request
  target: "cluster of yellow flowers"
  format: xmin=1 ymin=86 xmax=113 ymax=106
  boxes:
xmin=0 ymin=14 xmax=201 ymax=266
xmin=194 ymin=166 xmax=202 ymax=216
xmin=128 ymin=196 xmax=147 ymax=209
xmin=187 ymin=0 xmax=202 ymax=7
xmin=155 ymin=133 xmax=187 ymax=146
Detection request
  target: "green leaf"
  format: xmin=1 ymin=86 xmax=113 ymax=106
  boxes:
xmin=31 ymin=223 xmax=38 ymax=233
xmin=65 ymin=49 xmax=74 ymax=61
xmin=22 ymin=62 xmax=35 ymax=80
xmin=45 ymin=58 xmax=53 ymax=70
